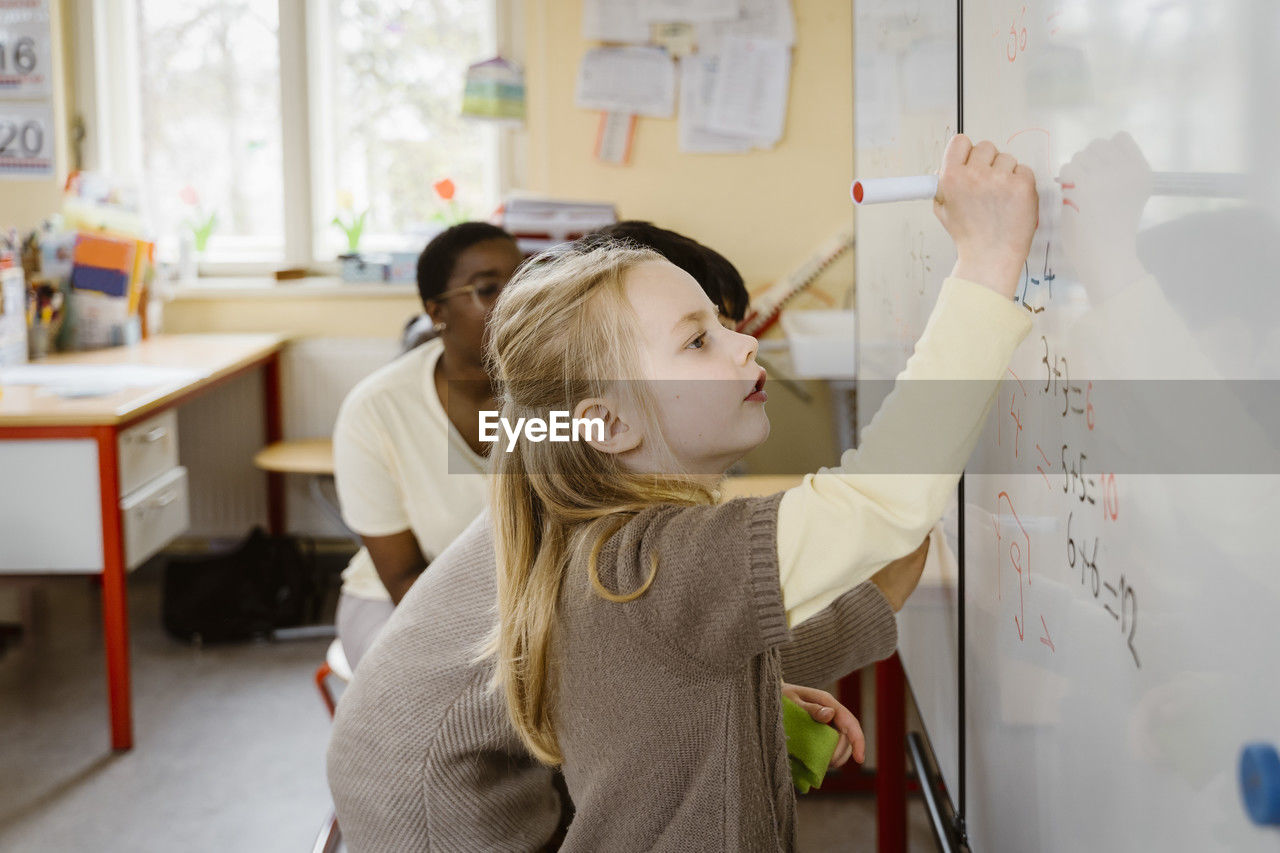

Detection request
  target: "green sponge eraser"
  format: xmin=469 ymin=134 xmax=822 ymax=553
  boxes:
xmin=782 ymin=694 xmax=841 ymax=793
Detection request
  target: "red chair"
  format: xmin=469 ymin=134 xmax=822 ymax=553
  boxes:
xmin=312 ymin=639 xmax=352 ymax=852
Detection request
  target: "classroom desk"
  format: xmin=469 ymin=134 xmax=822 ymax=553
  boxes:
xmin=0 ymin=333 xmax=287 ymax=751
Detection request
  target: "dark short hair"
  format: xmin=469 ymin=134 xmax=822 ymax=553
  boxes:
xmin=417 ymin=222 xmax=516 ymax=307
xmin=581 ymin=221 xmax=750 ymax=322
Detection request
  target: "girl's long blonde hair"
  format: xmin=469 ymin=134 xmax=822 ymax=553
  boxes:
xmin=484 ymin=243 xmax=715 ymax=765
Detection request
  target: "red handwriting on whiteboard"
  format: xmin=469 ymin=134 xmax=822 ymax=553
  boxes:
xmin=1036 ymin=443 xmax=1053 ymax=491
xmin=1040 ymin=615 xmax=1055 ymax=651
xmin=1061 ymin=180 xmax=1081 ymax=212
xmin=995 ymin=491 xmax=1031 ymax=641
xmin=1007 ymin=5 xmax=1029 ymax=62
xmin=1101 ymin=472 xmax=1119 ymax=521
xmin=999 ymin=367 xmax=1026 ymax=458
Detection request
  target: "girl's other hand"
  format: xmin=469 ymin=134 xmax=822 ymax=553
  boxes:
xmin=781 ymin=683 xmax=866 ymax=768
xmin=933 ymin=133 xmax=1039 ymax=298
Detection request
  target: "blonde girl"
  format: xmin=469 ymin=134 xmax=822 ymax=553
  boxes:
xmin=487 ymin=135 xmax=1039 ymax=850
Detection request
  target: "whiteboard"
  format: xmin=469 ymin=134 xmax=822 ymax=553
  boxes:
xmin=856 ymin=0 xmax=1280 ymax=849
xmin=853 ymin=0 xmax=965 ymax=808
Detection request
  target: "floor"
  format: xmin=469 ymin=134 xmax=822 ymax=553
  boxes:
xmin=0 ymin=556 xmax=935 ymax=853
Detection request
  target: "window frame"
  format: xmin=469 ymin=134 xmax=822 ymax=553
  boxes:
xmin=73 ymin=0 xmax=520 ymax=278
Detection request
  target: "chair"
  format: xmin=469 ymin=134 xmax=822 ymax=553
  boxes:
xmin=253 ymin=438 xmax=350 ymax=640
xmin=315 ymin=637 xmax=353 ymax=718
xmin=252 ymin=438 xmax=352 ymax=536
xmin=311 ymin=637 xmax=352 ymax=852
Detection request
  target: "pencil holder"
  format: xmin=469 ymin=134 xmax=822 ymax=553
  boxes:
xmin=28 ymin=317 xmax=62 ymax=360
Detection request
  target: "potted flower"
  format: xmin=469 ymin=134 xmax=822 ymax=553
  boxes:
xmin=178 ymin=186 xmax=217 ymax=280
xmin=332 ymin=190 xmax=368 ymax=254
xmin=333 ymin=191 xmax=384 ymax=282
xmin=431 ymin=178 xmax=465 ymax=225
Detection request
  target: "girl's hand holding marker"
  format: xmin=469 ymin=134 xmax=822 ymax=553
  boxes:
xmin=932 ymin=134 xmax=1039 ymax=299
xmin=855 ymin=133 xmax=1044 ymax=295
xmin=852 ymin=133 xmax=1041 ymax=297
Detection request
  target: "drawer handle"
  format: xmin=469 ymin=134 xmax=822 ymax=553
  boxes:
xmin=151 ymin=491 xmax=179 ymax=509
xmin=140 ymin=427 xmax=169 ymax=443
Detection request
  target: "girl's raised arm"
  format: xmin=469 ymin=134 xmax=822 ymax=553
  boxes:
xmin=777 ymin=135 xmax=1038 ymax=624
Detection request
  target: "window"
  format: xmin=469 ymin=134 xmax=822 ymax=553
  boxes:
xmin=80 ymin=0 xmax=506 ymax=271
xmin=136 ymin=1 xmax=285 ymax=262
xmin=312 ymin=0 xmax=500 ymax=257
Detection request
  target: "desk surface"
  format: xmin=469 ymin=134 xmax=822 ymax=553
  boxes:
xmin=0 ymin=334 xmax=287 ymax=427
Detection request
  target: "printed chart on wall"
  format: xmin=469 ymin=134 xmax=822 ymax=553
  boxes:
xmin=959 ymin=1 xmax=1280 ymax=850
xmin=0 ymin=0 xmax=55 ymax=179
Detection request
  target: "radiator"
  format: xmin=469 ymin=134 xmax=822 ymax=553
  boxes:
xmin=179 ymin=337 xmax=401 ymax=539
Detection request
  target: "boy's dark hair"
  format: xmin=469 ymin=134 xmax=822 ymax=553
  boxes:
xmin=582 ymin=221 xmax=750 ymax=322
xmin=416 ymin=222 xmax=516 ymax=307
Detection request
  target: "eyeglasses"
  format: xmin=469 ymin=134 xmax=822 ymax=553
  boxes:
xmin=430 ymin=280 xmax=504 ymax=311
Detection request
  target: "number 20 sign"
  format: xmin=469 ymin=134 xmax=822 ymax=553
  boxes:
xmin=0 ymin=102 xmax=54 ymax=179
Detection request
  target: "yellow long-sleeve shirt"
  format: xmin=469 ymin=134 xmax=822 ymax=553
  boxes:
xmin=778 ymin=276 xmax=1033 ymax=624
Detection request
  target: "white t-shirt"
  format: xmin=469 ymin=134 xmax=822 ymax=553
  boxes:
xmin=334 ymin=338 xmax=489 ymax=601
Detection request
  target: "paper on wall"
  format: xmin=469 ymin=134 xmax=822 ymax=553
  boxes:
xmin=582 ymin=0 xmax=651 ymax=43
xmin=575 ymin=47 xmax=677 ymax=118
xmin=695 ymin=0 xmax=795 ymax=53
xmin=638 ymin=0 xmax=741 ymax=23
xmin=0 ymin=12 xmax=53 ymax=97
xmin=651 ymin=21 xmax=697 ymax=58
xmin=678 ymin=55 xmax=755 ymax=154
xmin=0 ymin=101 xmax=55 ymax=179
xmin=704 ymin=36 xmax=791 ymax=147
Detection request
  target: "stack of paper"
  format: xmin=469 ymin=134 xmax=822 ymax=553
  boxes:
xmin=500 ymin=198 xmax=619 ymax=254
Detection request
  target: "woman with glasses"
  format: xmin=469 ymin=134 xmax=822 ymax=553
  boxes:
xmin=332 ymin=222 xmax=523 ymax=670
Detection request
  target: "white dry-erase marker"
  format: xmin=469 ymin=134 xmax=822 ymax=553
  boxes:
xmin=851 ymin=175 xmax=940 ymax=204
xmin=850 ymin=172 xmax=1248 ymax=205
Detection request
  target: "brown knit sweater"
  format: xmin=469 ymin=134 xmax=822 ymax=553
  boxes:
xmin=327 ymin=508 xmax=896 ymax=852
xmin=554 ymin=493 xmax=802 ymax=852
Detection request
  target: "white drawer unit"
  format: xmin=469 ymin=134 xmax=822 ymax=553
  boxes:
xmin=0 ymin=439 xmax=103 ymax=572
xmin=121 ymin=466 xmax=190 ymax=570
xmin=117 ymin=410 xmax=179 ymax=497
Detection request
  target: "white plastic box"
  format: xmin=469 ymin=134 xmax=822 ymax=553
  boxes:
xmin=0 ymin=267 xmax=27 ymax=366
xmin=780 ymin=310 xmax=857 ymax=379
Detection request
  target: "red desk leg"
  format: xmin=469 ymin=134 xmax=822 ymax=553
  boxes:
xmin=94 ymin=425 xmax=133 ymax=751
xmin=876 ymin=653 xmax=907 ymax=853
xmin=263 ymin=352 xmax=285 ymax=535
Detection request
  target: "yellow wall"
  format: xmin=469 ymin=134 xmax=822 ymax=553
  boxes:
xmin=163 ymin=291 xmax=423 ymax=338
xmin=522 ymin=0 xmax=854 ymax=291
xmin=521 ymin=0 xmax=854 ymax=472
xmin=5 ymin=0 xmax=74 ymax=231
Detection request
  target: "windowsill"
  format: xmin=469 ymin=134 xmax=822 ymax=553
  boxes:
xmin=164 ymin=276 xmax=420 ymax=301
